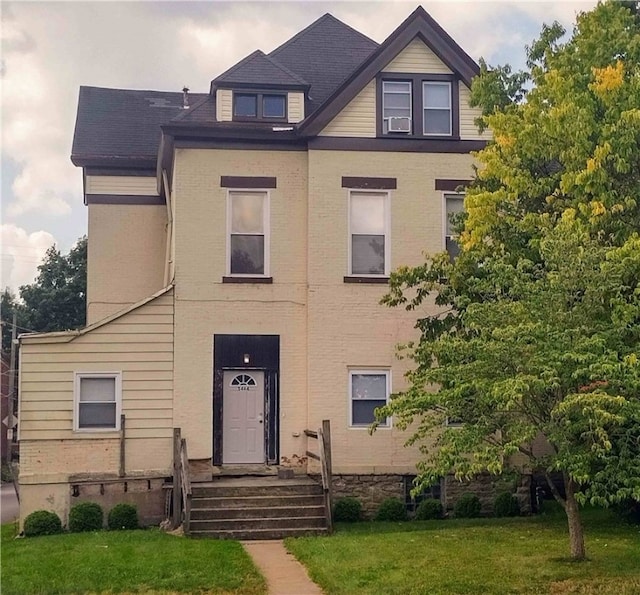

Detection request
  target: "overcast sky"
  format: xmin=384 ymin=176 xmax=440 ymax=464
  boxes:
xmin=1 ymin=0 xmax=597 ymax=292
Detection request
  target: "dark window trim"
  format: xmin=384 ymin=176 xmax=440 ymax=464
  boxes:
xmin=309 ymin=137 xmax=484 ymax=153
xmin=376 ymin=72 xmax=459 ymax=139
xmin=233 ymin=91 xmax=288 ymax=123
xmin=344 ymin=276 xmax=390 ymax=284
xmin=342 ymin=177 xmax=397 ymax=190
xmin=435 ymin=179 xmax=472 ymax=191
xmin=222 ymin=276 xmax=273 ymax=284
xmin=221 ymin=176 xmax=277 ymax=189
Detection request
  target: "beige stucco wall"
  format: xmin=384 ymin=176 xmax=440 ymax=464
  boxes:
xmin=85 ymin=176 xmax=159 ymax=196
xmin=307 ymin=149 xmax=476 ymax=473
xmin=216 ymin=89 xmax=233 ymax=121
xmin=459 ymin=82 xmax=490 ymax=141
xmin=171 ymin=148 xmax=309 ymax=461
xmin=287 ymin=92 xmax=305 ymax=123
xmin=384 ymin=38 xmax=453 ymax=74
xmin=87 ymin=204 xmax=167 ymax=323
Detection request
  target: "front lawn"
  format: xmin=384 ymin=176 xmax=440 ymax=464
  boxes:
xmin=1 ymin=524 xmax=265 ymax=594
xmin=286 ymin=508 xmax=640 ymax=594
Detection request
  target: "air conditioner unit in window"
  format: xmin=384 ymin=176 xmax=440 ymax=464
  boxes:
xmin=388 ymin=117 xmax=411 ymax=133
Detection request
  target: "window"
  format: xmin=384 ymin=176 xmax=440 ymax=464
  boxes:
xmin=382 ymin=81 xmax=412 ymax=134
xmin=74 ymin=372 xmax=121 ymax=431
xmin=228 ymin=190 xmax=269 ymax=276
xmin=230 ymin=374 xmax=257 ymax=387
xmin=349 ymin=370 xmax=390 ymax=428
xmin=233 ymin=92 xmax=286 ymax=120
xmin=423 ymin=82 xmax=452 ymax=135
xmin=444 ymin=193 xmax=464 ymax=259
xmin=349 ymin=191 xmax=389 ymax=276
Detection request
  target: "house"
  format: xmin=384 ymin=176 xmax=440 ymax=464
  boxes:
xmin=18 ymin=6 xmax=505 ymax=532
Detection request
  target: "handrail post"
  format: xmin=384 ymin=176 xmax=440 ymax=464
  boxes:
xmin=119 ymin=414 xmax=126 ymax=477
xmin=322 ymin=419 xmax=333 ymax=532
xmin=172 ymin=427 xmax=182 ymax=529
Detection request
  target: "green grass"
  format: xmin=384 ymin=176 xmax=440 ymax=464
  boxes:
xmin=285 ymin=508 xmax=640 ymax=595
xmin=1 ymin=524 xmax=266 ymax=594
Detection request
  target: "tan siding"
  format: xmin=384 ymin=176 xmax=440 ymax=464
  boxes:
xmin=85 ymin=176 xmax=158 ymax=196
xmin=318 ymin=80 xmax=376 ymax=137
xmin=459 ymin=82 xmax=491 ymax=140
xmin=216 ymin=89 xmax=233 ymax=121
xmin=87 ymin=204 xmax=166 ymax=324
xmin=383 ymin=38 xmax=452 ymax=73
xmin=287 ymin=92 xmax=305 ymax=123
xmin=19 ymin=290 xmax=174 ymax=478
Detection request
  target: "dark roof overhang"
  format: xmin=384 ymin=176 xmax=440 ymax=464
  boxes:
xmin=299 ymin=6 xmax=480 ymax=137
xmin=71 ymin=154 xmax=158 ymax=169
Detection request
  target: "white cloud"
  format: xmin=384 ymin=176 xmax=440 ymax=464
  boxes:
xmin=0 ymin=224 xmax=56 ymax=292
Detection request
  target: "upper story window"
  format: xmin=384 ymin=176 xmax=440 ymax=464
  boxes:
xmin=423 ymin=82 xmax=452 ymax=135
xmin=233 ymin=92 xmax=287 ymax=121
xmin=227 ymin=190 xmax=269 ymax=276
xmin=444 ymin=192 xmax=464 ymax=260
xmin=378 ymin=75 xmax=457 ymax=138
xmin=348 ymin=191 xmax=390 ymax=277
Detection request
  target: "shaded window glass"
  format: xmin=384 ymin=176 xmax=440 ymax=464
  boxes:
xmin=263 ymin=95 xmax=286 ymax=118
xmin=230 ymin=235 xmax=265 ymax=275
xmin=231 ymin=193 xmax=264 ymax=234
xmin=445 ymin=194 xmax=464 ymax=260
xmin=234 ymin=94 xmax=257 ymax=117
xmin=423 ymin=82 xmax=451 ymax=135
xmin=351 ymin=373 xmax=389 ymax=427
xmin=350 ymin=193 xmax=386 ymax=275
xmin=78 ymin=377 xmax=116 ymax=429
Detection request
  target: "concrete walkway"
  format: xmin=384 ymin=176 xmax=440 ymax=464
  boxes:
xmin=242 ymin=540 xmax=323 ymax=595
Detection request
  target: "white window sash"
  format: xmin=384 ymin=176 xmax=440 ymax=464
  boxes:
xmin=382 ymin=81 xmax=412 ymax=129
xmin=348 ymin=369 xmax=392 ymax=429
xmin=347 ymin=190 xmax=390 ymax=277
xmin=442 ymin=192 xmax=465 ymax=252
xmin=226 ymin=189 xmax=270 ymax=276
xmin=422 ymin=82 xmax=452 ymax=136
xmin=73 ymin=372 xmax=122 ymax=432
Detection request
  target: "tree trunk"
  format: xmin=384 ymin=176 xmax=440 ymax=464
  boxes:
xmin=564 ymin=475 xmax=586 ymax=560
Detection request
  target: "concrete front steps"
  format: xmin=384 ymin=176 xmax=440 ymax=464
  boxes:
xmin=189 ymin=476 xmax=329 ymax=540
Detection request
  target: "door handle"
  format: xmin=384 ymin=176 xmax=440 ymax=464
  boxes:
xmin=258 ymin=413 xmax=263 ymax=424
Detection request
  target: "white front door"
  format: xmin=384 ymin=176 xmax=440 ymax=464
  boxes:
xmin=222 ymin=370 xmax=265 ymax=464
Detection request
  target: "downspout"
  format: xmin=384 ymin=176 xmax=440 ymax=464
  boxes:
xmin=162 ymin=169 xmax=173 ymax=287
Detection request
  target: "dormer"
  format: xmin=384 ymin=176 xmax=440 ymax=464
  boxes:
xmin=211 ymin=50 xmax=309 ymax=124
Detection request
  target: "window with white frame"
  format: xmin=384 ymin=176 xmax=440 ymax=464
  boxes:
xmin=423 ymin=82 xmax=452 ymax=135
xmin=228 ymin=190 xmax=269 ymax=275
xmin=444 ymin=193 xmax=464 ymax=259
xmin=349 ymin=370 xmax=390 ymax=427
xmin=349 ymin=191 xmax=389 ymax=276
xmin=382 ymin=81 xmax=412 ymax=134
xmin=74 ymin=372 xmax=121 ymax=431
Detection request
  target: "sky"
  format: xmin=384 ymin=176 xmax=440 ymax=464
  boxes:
xmin=0 ymin=0 xmax=598 ymax=293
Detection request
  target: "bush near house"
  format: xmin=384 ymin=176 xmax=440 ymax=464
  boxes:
xmin=454 ymin=493 xmax=481 ymax=518
xmin=108 ymin=503 xmax=138 ymax=530
xmin=375 ymin=498 xmax=407 ymax=521
xmin=494 ymin=492 xmax=521 ymax=517
xmin=68 ymin=502 xmax=104 ymax=532
xmin=414 ymin=498 xmax=443 ymax=520
xmin=333 ymin=497 xmax=362 ymax=522
xmin=23 ymin=511 xmax=63 ymax=537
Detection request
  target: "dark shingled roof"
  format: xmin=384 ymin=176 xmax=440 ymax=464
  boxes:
xmin=268 ymin=13 xmax=378 ymax=114
xmin=71 ymin=86 xmax=207 ymax=164
xmin=213 ymin=50 xmax=308 ymax=89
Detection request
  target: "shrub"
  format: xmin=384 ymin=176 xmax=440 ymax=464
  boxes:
xmin=493 ymin=492 xmax=520 ymax=517
xmin=333 ymin=497 xmax=362 ymax=522
xmin=69 ymin=502 xmax=104 ymax=532
xmin=23 ymin=510 xmax=63 ymax=537
xmin=613 ymin=499 xmax=640 ymax=525
xmin=375 ymin=497 xmax=407 ymax=521
xmin=415 ymin=498 xmax=443 ymax=520
xmin=454 ymin=493 xmax=481 ymax=518
xmin=108 ymin=503 xmax=139 ymax=530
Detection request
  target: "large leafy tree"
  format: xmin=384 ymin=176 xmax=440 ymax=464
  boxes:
xmin=1 ymin=237 xmax=87 ymax=350
xmin=380 ymin=2 xmax=640 ymax=560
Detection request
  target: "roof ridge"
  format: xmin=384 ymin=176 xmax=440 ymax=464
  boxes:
xmin=269 ymin=12 xmax=378 ymax=59
xmin=213 ymin=49 xmax=266 ymax=83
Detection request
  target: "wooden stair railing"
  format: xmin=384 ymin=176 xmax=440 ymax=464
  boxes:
xmin=172 ymin=427 xmax=192 ymax=534
xmin=305 ymin=419 xmax=333 ymax=532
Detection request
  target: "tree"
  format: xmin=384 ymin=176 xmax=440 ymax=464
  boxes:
xmin=19 ymin=237 xmax=87 ymax=334
xmin=379 ymin=2 xmax=640 ymax=560
xmin=1 ymin=289 xmax=24 ymax=355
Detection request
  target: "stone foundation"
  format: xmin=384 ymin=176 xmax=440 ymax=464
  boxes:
xmin=331 ymin=473 xmax=532 ymax=519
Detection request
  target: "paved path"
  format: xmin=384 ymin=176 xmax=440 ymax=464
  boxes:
xmin=242 ymin=540 xmax=323 ymax=595
xmin=1 ymin=483 xmax=19 ymax=524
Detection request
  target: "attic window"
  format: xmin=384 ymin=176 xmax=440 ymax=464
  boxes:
xmin=233 ymin=92 xmax=287 ymax=121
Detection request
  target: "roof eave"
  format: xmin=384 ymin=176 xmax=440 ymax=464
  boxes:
xmin=71 ymin=154 xmax=158 ymax=169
